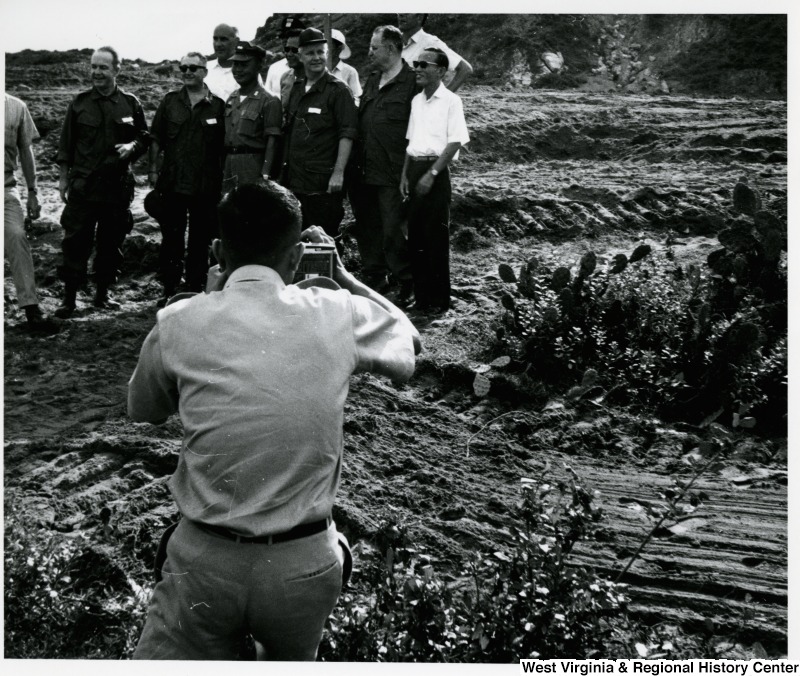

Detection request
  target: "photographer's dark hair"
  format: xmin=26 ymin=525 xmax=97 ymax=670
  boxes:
xmin=217 ymin=181 xmax=302 ymax=267
xmin=424 ymin=47 xmax=449 ymax=70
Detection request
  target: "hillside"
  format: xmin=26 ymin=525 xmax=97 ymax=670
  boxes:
xmin=254 ymin=13 xmax=787 ymax=98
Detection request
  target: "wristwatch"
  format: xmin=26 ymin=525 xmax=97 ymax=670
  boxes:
xmin=430 ymin=168 xmax=439 ymax=177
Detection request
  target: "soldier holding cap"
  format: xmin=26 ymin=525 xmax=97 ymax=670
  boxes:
xmin=223 ymin=41 xmax=282 ymax=186
xmin=282 ymin=28 xmax=358 ymax=237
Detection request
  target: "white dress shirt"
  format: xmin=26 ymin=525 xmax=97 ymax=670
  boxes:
xmin=266 ymin=58 xmax=291 ymax=99
xmin=401 ymin=28 xmax=463 ymax=83
xmin=406 ymin=83 xmax=470 ymax=160
xmin=330 ymin=61 xmax=363 ymax=105
xmin=204 ymin=59 xmax=238 ymax=101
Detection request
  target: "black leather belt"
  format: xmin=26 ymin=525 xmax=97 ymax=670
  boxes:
xmin=225 ymin=145 xmax=265 ymax=155
xmin=196 ymin=518 xmax=329 ymax=544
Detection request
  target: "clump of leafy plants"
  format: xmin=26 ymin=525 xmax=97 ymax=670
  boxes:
xmin=494 ymin=186 xmax=786 ymax=432
xmin=4 ymin=506 xmax=150 ymax=658
xmin=320 ymin=468 xmax=626 ymax=662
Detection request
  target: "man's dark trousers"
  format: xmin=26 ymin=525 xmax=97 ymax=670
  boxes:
xmin=157 ymin=193 xmax=218 ymax=292
xmin=293 ymin=192 xmax=344 ymax=239
xmin=406 ymin=160 xmax=451 ymax=310
xmin=59 ymin=197 xmax=133 ymax=288
xmin=350 ymin=183 xmax=412 ymax=287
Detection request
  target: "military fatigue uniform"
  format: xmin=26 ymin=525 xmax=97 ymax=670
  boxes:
xmin=151 ymin=87 xmax=225 ymax=292
xmin=57 ymin=86 xmax=149 ymax=288
xmin=282 ymin=73 xmax=358 ymax=236
xmin=223 ymin=86 xmax=282 ymax=187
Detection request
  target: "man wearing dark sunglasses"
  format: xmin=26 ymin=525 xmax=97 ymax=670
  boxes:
xmin=266 ymin=29 xmax=301 ymax=103
xmin=277 ymin=32 xmax=303 ymax=109
xmin=400 ymin=48 xmax=469 ymax=315
xmin=148 ymin=52 xmax=225 ymax=304
xmin=399 ymin=14 xmax=473 ymax=93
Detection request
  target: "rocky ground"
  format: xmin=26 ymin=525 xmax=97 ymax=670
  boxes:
xmin=3 ymin=63 xmax=788 ymax=658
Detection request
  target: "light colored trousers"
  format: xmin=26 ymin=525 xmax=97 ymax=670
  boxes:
xmin=4 ymin=187 xmax=38 ymax=307
xmin=134 ymin=518 xmax=344 ymax=660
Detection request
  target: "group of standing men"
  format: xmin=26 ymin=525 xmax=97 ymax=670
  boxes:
xmin=4 ymin=14 xmax=472 ymax=323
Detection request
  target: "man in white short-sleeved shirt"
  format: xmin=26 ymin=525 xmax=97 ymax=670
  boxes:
xmin=401 ymin=48 xmax=469 ymax=314
xmin=4 ymin=94 xmax=59 ymax=332
xmin=130 ymin=181 xmax=420 ymax=660
xmin=399 ymin=14 xmax=473 ymax=92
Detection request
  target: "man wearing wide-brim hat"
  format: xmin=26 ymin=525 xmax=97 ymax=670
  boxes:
xmin=223 ymin=41 xmax=282 ymax=187
xmin=281 ymin=28 xmax=358 ymax=238
xmin=328 ymin=28 xmax=362 ymax=105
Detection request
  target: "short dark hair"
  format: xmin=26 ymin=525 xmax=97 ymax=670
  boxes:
xmin=373 ymin=25 xmax=403 ymax=53
xmin=217 ymin=182 xmax=302 ymax=266
xmin=423 ymin=47 xmax=449 ymax=70
xmin=96 ymin=45 xmax=120 ymax=69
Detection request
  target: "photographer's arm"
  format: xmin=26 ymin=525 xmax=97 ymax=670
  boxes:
xmin=128 ymin=324 xmax=178 ymax=424
xmin=301 ymin=226 xmax=421 ymax=357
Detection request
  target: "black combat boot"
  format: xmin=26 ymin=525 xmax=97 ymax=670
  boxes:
xmin=54 ymin=282 xmax=78 ymax=319
xmin=93 ymin=284 xmax=120 ymax=309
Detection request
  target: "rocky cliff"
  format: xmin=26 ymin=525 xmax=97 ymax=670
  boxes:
xmin=253 ymin=13 xmax=786 ymax=98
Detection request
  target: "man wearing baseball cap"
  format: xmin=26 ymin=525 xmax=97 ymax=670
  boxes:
xmin=282 ymin=28 xmax=358 ymax=237
xmin=223 ymin=41 xmax=282 ymax=186
xmin=329 ymin=28 xmax=362 ymax=105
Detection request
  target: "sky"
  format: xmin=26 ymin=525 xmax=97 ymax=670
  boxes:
xmin=1 ymin=0 xmax=793 ymax=64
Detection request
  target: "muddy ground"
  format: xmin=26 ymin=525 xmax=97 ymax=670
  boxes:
xmin=3 ymin=65 xmax=788 ymax=658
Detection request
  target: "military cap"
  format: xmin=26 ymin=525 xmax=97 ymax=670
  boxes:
xmin=230 ymin=41 xmax=266 ymax=61
xmin=298 ymin=27 xmax=326 ymax=46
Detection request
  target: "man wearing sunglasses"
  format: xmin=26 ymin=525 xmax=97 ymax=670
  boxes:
xmin=148 ymin=53 xmax=225 ymax=304
xmin=276 ymin=31 xmax=303 ymax=109
xmin=400 ymin=48 xmax=469 ymax=315
xmin=282 ymin=28 xmax=357 ymax=237
xmin=223 ymin=42 xmax=283 ymax=186
xmin=399 ymin=14 xmax=473 ymax=93
xmin=266 ymin=29 xmax=301 ymax=103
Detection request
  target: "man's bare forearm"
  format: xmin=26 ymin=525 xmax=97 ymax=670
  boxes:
xmin=448 ymin=59 xmax=473 ymax=92
xmin=18 ymin=143 xmax=37 ymax=191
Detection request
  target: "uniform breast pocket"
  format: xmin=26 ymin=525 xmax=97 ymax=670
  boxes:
xmin=238 ymin=109 xmax=262 ymax=139
xmin=383 ymin=102 xmax=409 ymax=123
xmin=166 ymin=111 xmax=188 ymax=138
xmin=302 ymin=107 xmax=329 ymax=132
xmin=201 ymin=116 xmax=223 ymax=140
xmin=76 ymin=113 xmax=101 ymax=138
xmin=115 ymin=117 xmax=137 ymax=143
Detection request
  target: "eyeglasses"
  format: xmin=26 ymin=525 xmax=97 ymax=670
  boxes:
xmin=413 ymin=60 xmax=440 ymax=70
xmin=284 ymin=46 xmax=299 ymax=53
xmin=179 ymin=64 xmax=205 ymax=73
